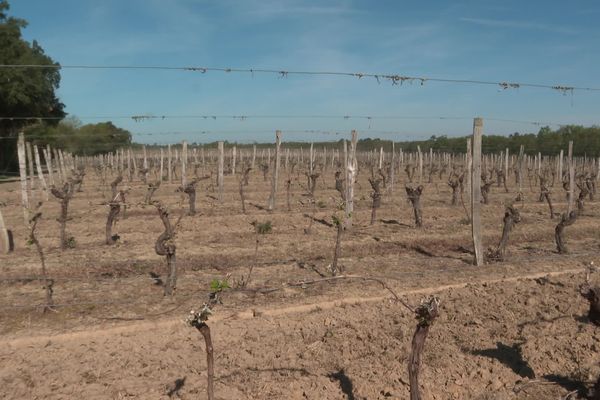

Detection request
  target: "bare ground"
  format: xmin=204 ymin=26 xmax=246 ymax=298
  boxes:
xmin=0 ymin=167 xmax=598 ymax=399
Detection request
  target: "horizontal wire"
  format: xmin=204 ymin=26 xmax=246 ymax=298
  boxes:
xmin=0 ymin=63 xmax=598 ymax=92
xmin=0 ymin=114 xmax=571 ymax=125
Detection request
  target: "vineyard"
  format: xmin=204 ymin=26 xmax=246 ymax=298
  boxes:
xmin=0 ymin=124 xmax=598 ymax=399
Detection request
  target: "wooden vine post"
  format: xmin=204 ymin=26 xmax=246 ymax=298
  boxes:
xmin=345 ymin=130 xmax=358 ymax=229
xmin=471 ymin=118 xmax=484 ymax=266
xmin=309 ymin=142 xmax=314 ymax=175
xmin=517 ymin=145 xmax=525 ymax=199
xmin=143 ymin=145 xmax=148 ymax=183
xmin=464 ymin=139 xmax=471 ymax=214
xmin=181 ymin=141 xmax=188 ymax=187
xmin=168 ymin=144 xmax=172 ymax=183
xmin=504 ymin=148 xmax=509 ymax=192
xmin=231 ymin=146 xmax=237 ymax=175
xmin=44 ymin=145 xmax=54 ymax=186
xmin=390 ymin=142 xmax=395 ymax=193
xmin=417 ymin=145 xmax=423 ymax=184
xmin=267 ymin=131 xmax=281 ymax=211
xmin=159 ymin=148 xmax=164 ymax=181
xmin=25 ymin=141 xmax=36 ymax=205
xmin=17 ymin=132 xmax=29 ymax=224
xmin=33 ymin=145 xmax=48 ymax=201
xmin=567 ymin=141 xmax=575 ymax=215
xmin=0 ymin=208 xmax=13 ymax=253
xmin=52 ymin=148 xmax=62 ymax=183
xmin=217 ymin=142 xmax=224 ymax=203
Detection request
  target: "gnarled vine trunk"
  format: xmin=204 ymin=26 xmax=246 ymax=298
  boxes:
xmin=29 ymin=212 xmax=54 ymax=313
xmin=106 ymin=191 xmax=126 ymax=245
xmin=178 ymin=180 xmax=198 ymax=215
xmin=487 ymin=206 xmax=521 ymax=261
xmin=110 ymin=175 xmax=123 ymax=199
xmin=447 ymin=176 xmax=460 ymax=206
xmin=50 ymin=181 xmax=75 ymax=250
xmin=155 ymin=203 xmax=177 ymax=296
xmin=369 ymin=178 xmax=382 ymax=225
xmin=406 ymin=185 xmax=424 ymax=228
xmin=555 ymin=211 xmax=577 ymax=254
xmin=145 ymin=181 xmax=161 ymax=204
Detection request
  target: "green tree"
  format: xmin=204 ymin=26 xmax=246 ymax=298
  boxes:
xmin=25 ymin=119 xmax=132 ymax=156
xmin=0 ymin=0 xmax=65 ymax=172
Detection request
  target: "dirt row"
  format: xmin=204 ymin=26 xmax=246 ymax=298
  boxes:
xmin=1 ymin=269 xmax=598 ymax=399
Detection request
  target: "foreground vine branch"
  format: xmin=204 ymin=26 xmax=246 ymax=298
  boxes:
xmin=409 ymin=296 xmax=440 ymax=400
xmin=28 ymin=210 xmax=54 ymax=313
xmin=186 ymin=278 xmax=230 ymax=400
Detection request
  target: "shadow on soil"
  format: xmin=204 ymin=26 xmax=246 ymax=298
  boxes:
xmin=470 ymin=342 xmax=536 ymax=379
xmin=166 ymin=376 xmax=186 ymax=397
xmin=542 ymin=374 xmax=589 ymax=397
xmin=328 ymin=369 xmax=356 ymax=400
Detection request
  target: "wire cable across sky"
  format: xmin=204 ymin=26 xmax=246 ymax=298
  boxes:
xmin=1 ymin=63 xmax=599 ymax=94
xmin=0 ymin=114 xmax=572 ymax=126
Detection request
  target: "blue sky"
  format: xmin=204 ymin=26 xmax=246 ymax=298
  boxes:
xmin=10 ymin=0 xmax=600 ymax=144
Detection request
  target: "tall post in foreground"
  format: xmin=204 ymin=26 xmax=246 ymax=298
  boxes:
xmin=160 ymin=148 xmax=164 ymax=181
xmin=466 ymin=139 xmax=472 ymax=211
xmin=390 ymin=142 xmax=395 ymax=193
xmin=471 ymin=118 xmax=484 ymax=267
xmin=25 ymin=141 xmax=35 ymax=205
xmin=267 ymin=131 xmax=282 ymax=211
xmin=33 ymin=145 xmax=48 ymax=201
xmin=232 ymin=146 xmax=237 ymax=175
xmin=518 ymin=145 xmax=525 ymax=196
xmin=559 ymin=149 xmax=564 ymax=182
xmin=567 ymin=141 xmax=574 ymax=215
xmin=43 ymin=146 xmax=54 ymax=186
xmin=17 ymin=132 xmax=29 ymax=224
xmin=417 ymin=145 xmax=423 ymax=184
xmin=345 ymin=130 xmax=358 ymax=229
xmin=218 ymin=142 xmax=224 ymax=203
xmin=143 ymin=145 xmax=148 ymax=182
xmin=504 ymin=148 xmax=509 ymax=192
xmin=45 ymin=145 xmax=54 ymax=186
xmin=168 ymin=144 xmax=172 ymax=183
xmin=0 ymin=208 xmax=12 ymax=253
xmin=182 ymin=141 xmax=188 ymax=187
xmin=309 ymin=143 xmax=314 ymax=175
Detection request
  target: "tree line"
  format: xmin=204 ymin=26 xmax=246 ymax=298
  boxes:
xmin=150 ymin=125 xmax=600 ymax=158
